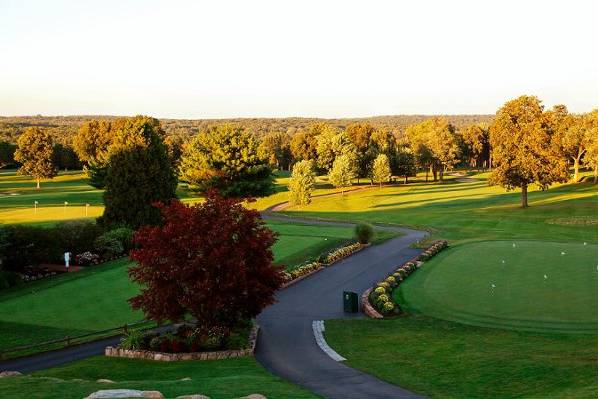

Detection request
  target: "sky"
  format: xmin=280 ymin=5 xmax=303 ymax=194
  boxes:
xmin=1 ymin=0 xmax=597 ymax=119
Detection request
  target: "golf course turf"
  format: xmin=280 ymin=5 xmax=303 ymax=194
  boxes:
xmin=0 ymin=356 xmax=319 ymax=399
xmin=396 ymin=240 xmax=598 ymax=333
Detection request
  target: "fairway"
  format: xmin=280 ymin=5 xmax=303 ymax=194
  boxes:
xmin=397 ymin=241 xmax=598 ymax=333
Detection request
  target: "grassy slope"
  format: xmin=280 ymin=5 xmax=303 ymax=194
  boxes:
xmin=281 ymin=173 xmax=598 ymax=244
xmin=0 ymin=356 xmax=319 ymax=399
xmin=325 ymin=316 xmax=598 ymax=399
xmin=396 ymin=241 xmax=598 ymax=333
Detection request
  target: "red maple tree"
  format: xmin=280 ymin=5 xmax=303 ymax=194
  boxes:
xmin=128 ymin=191 xmax=283 ymax=335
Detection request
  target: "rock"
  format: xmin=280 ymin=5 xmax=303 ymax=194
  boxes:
xmin=237 ymin=395 xmax=267 ymax=399
xmin=85 ymin=390 xmax=146 ymax=399
xmin=0 ymin=371 xmax=22 ymax=378
xmin=96 ymin=379 xmax=116 ymax=383
xmin=175 ymin=395 xmax=210 ymax=399
xmin=84 ymin=390 xmax=164 ymax=399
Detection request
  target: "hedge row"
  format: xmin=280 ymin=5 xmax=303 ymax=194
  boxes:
xmin=283 ymin=241 xmax=363 ymax=283
xmin=369 ymin=240 xmax=448 ymax=316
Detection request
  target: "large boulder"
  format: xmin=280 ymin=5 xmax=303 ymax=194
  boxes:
xmin=175 ymin=395 xmax=210 ymax=399
xmin=237 ymin=395 xmax=267 ymax=399
xmin=84 ymin=390 xmax=164 ymax=399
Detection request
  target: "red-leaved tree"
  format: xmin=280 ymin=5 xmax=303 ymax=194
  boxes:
xmin=128 ymin=191 xmax=283 ymax=335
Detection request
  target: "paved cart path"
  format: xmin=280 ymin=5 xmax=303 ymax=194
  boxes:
xmin=257 ymin=215 xmax=427 ymax=399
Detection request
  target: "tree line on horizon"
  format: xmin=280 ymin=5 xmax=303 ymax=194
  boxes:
xmin=5 ymin=95 xmax=598 ymax=225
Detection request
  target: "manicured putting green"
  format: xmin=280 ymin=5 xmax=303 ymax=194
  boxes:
xmin=397 ymin=240 xmax=598 ymax=333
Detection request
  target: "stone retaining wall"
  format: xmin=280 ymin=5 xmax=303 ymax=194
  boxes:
xmin=361 ymin=288 xmax=383 ymax=319
xmin=105 ymin=325 xmax=259 ymax=362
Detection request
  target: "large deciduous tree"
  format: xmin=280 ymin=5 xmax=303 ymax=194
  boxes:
xmin=258 ymin=131 xmax=293 ymax=171
xmin=372 ymin=153 xmax=391 ymax=187
xmin=290 ymin=129 xmax=319 ymax=162
xmin=128 ymin=192 xmax=284 ymax=336
xmin=461 ymin=124 xmax=490 ymax=170
xmin=547 ymin=105 xmax=587 ymax=182
xmin=583 ymin=109 xmax=598 ymax=183
xmin=179 ymin=124 xmax=274 ymax=198
xmin=329 ymin=154 xmax=356 ymax=195
xmin=14 ymin=127 xmax=57 ymax=188
xmin=73 ymin=120 xmax=114 ymax=188
xmin=288 ymin=160 xmax=316 ymax=205
xmin=489 ymin=96 xmax=568 ymax=208
xmin=0 ymin=141 xmax=16 ymax=168
xmin=101 ymin=116 xmax=177 ymax=228
xmin=346 ymin=122 xmax=376 ymax=181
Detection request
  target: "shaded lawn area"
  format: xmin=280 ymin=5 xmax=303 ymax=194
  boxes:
xmin=0 ymin=356 xmax=319 ymax=399
xmin=325 ymin=316 xmax=598 ymax=399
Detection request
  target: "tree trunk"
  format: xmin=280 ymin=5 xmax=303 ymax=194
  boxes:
xmin=439 ymin=168 xmax=444 ymax=182
xmin=404 ymin=175 xmax=408 ymax=184
xmin=425 ymin=169 xmax=429 ymax=182
xmin=573 ymin=157 xmax=580 ymax=182
xmin=521 ymin=185 xmax=528 ymax=208
xmin=379 ymin=182 xmax=382 ymax=188
xmin=36 ymin=178 xmax=40 ymax=189
xmin=594 ymin=166 xmax=598 ymax=184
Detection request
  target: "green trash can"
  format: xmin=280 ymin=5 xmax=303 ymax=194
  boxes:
xmin=343 ymin=291 xmax=359 ymax=313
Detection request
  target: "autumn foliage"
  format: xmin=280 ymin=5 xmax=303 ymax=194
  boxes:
xmin=128 ymin=191 xmax=284 ymax=334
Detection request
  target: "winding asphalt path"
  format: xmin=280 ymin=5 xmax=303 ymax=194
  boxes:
xmin=256 ymin=216 xmax=427 ymax=399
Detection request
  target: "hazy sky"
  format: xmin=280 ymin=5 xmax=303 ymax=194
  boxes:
xmin=1 ymin=0 xmax=597 ymax=118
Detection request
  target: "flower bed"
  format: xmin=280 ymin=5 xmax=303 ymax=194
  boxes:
xmin=365 ymin=240 xmax=448 ymax=317
xmin=106 ymin=324 xmax=259 ymax=362
xmin=281 ymin=241 xmax=366 ymax=287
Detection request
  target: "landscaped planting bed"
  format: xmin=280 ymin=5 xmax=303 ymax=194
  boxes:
xmin=366 ymin=240 xmax=448 ymax=317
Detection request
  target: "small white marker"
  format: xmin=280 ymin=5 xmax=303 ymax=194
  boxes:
xmin=502 ymin=260 xmax=505 ymax=264
xmin=491 ymin=283 xmax=496 ymax=289
xmin=512 ymin=243 xmax=516 ymax=248
xmin=544 ymin=274 xmax=548 ymax=280
xmin=584 ymin=242 xmax=587 ymax=246
xmin=561 ymin=251 xmax=566 ymax=255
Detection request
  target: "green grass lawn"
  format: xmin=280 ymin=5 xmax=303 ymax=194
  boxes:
xmin=281 ymin=172 xmax=598 ymax=244
xmin=0 ymin=356 xmax=319 ymax=399
xmin=396 ymin=240 xmax=598 ymax=333
xmin=0 ymin=219 xmax=361 ymax=351
xmin=325 ymin=316 xmax=598 ymax=399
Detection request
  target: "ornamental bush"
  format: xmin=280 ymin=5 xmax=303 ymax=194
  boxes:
xmin=129 ymin=192 xmax=284 ymax=336
xmin=355 ymin=222 xmax=375 ymax=244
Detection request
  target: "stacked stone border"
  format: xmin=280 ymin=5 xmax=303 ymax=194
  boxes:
xmin=105 ymin=324 xmax=259 ymax=361
xmin=281 ymin=242 xmax=369 ymax=289
xmin=362 ymin=240 xmax=448 ymax=318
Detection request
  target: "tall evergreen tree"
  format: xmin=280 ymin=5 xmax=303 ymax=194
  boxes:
xmin=101 ymin=116 xmax=177 ymax=228
xmin=179 ymin=124 xmax=274 ymax=198
xmin=14 ymin=127 xmax=57 ymax=189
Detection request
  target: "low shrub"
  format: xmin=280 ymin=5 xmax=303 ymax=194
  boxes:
xmin=0 ymin=270 xmax=22 ymax=290
xmin=355 ymin=223 xmax=375 ymax=244
xmin=100 ymin=227 xmax=134 ymax=252
xmin=75 ymin=251 xmax=101 ymax=266
xmin=94 ymin=235 xmax=124 ymax=258
xmin=325 ymin=242 xmax=361 ymax=264
xmin=120 ymin=329 xmax=146 ymax=350
xmin=368 ymin=240 xmax=448 ymax=317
